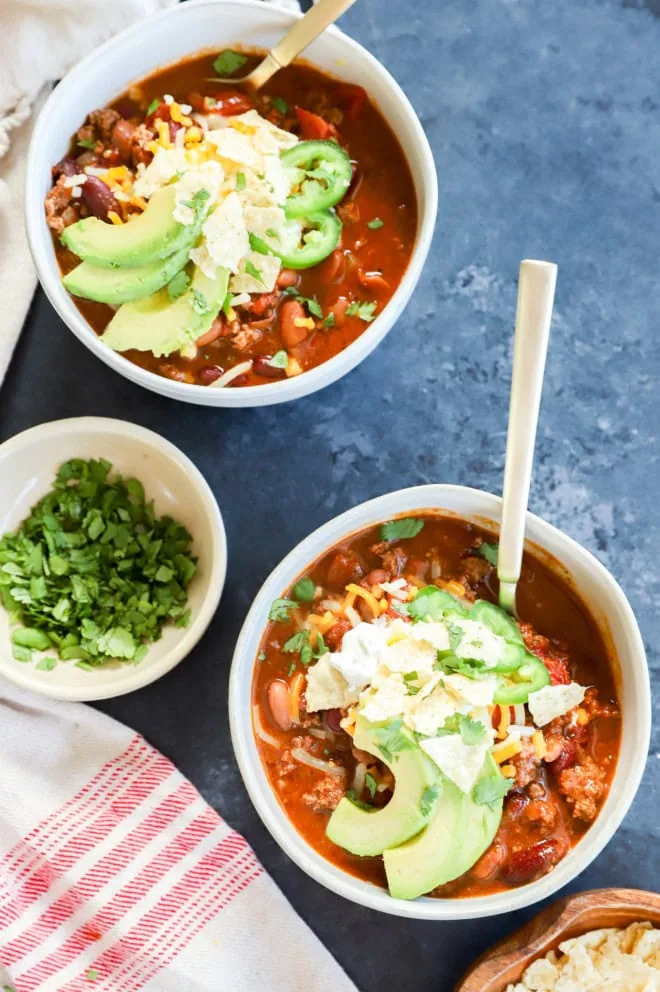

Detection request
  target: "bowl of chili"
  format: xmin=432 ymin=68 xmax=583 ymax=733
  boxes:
xmin=229 ymin=484 xmax=650 ymax=919
xmin=25 ymin=0 xmax=436 ymax=406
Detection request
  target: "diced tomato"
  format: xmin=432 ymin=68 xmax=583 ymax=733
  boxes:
xmin=543 ymin=655 xmax=571 ymax=686
xmin=211 ymin=91 xmax=255 ymax=116
xmin=295 ymin=107 xmax=335 ymax=140
xmin=187 ymin=91 xmax=206 ymax=113
xmin=333 ymin=83 xmax=367 ymax=120
xmin=147 ymin=103 xmax=171 ymax=124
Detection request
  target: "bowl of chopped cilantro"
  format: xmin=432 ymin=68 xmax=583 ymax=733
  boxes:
xmin=0 ymin=417 xmax=226 ymax=700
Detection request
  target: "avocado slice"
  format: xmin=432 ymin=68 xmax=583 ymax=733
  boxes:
xmin=325 ymin=717 xmax=442 ymax=857
xmin=100 ymin=265 xmax=229 ymax=358
xmin=61 ymin=187 xmax=202 ymax=269
xmin=63 ymin=243 xmax=192 ymax=305
xmin=383 ymin=755 xmax=504 ymax=901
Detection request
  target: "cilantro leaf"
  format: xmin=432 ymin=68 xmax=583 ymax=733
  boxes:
xmin=271 ymin=96 xmax=288 ymax=114
xmin=283 ymin=629 xmax=313 ymax=666
xmin=365 ymin=772 xmax=377 ymax=799
xmin=269 ymin=350 xmax=289 ymax=369
xmin=379 ymin=518 xmax=425 ymax=542
xmin=36 ymin=657 xmax=57 ymax=671
xmin=458 ymin=714 xmax=488 ymax=746
xmin=77 ymin=137 xmax=97 ymax=150
xmin=473 ymin=773 xmax=512 ymax=808
xmin=265 ymin=227 xmax=280 ymax=240
xmin=212 ymin=50 xmax=248 ymax=77
xmin=345 ymin=789 xmax=374 ymax=811
xmin=323 ymin=313 xmax=336 ymax=329
xmin=236 ymin=171 xmax=247 ymax=192
xmin=293 ymin=577 xmax=315 ymax=602
xmin=370 ymin=718 xmax=417 ymax=763
xmin=346 ymin=300 xmax=377 ymax=322
xmin=248 ymin=232 xmax=275 ymax=256
xmin=268 ymin=598 xmax=297 ymax=622
xmin=434 ymin=652 xmax=486 ymax=680
xmin=420 ymin=784 xmax=440 ymax=816
xmin=477 ymin=542 xmax=499 ymax=566
xmin=305 ymin=297 xmax=323 ymax=319
xmin=367 ymin=217 xmax=384 ymax=229
xmin=244 ymin=259 xmax=265 ymax=285
xmin=191 ymin=289 xmax=212 ymax=316
xmin=146 ymin=97 xmax=160 ymax=115
xmin=167 ymin=270 xmax=190 ymax=302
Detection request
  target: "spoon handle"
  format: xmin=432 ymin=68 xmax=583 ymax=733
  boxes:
xmin=249 ymin=0 xmax=359 ymax=89
xmin=498 ymin=260 xmax=557 ymax=612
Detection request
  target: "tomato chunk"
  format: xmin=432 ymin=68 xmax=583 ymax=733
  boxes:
xmin=333 ymin=83 xmax=367 ymax=120
xmin=295 ymin=107 xmax=335 ymax=140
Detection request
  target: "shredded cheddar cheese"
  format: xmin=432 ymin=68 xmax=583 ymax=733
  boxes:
xmin=497 ymin=704 xmax=511 ymax=739
xmin=293 ymin=317 xmax=315 ymax=330
xmin=500 ymin=763 xmax=517 ymax=778
xmin=345 ymin=583 xmax=380 ymax=618
xmin=492 ymin=735 xmax=523 ymax=764
xmin=107 ymin=211 xmax=123 ymax=226
xmin=532 ymin=729 xmax=547 ymax=759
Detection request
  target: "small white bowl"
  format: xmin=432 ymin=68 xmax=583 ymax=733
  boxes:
xmin=229 ymin=484 xmax=650 ymax=920
xmin=25 ymin=0 xmax=437 ymax=408
xmin=0 ymin=418 xmax=226 ymax=701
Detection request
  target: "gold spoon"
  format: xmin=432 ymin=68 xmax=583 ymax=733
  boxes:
xmin=214 ymin=0 xmax=359 ymax=93
xmin=498 ymin=260 xmax=557 ymax=615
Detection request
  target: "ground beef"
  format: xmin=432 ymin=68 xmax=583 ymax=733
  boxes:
xmin=44 ymin=176 xmax=79 ymax=234
xmin=88 ymin=108 xmax=121 ymax=144
xmin=75 ymin=123 xmax=97 ymax=148
xmin=326 ymin=549 xmax=364 ymax=589
xmin=522 ymin=797 xmax=558 ymax=832
xmin=519 ymin=622 xmax=571 ymax=684
xmin=558 ymin=755 xmax=607 ymax=822
xmin=302 ymin=773 xmax=346 ymax=813
xmin=369 ymin=542 xmax=408 ymax=578
xmin=130 ymin=123 xmax=155 ymax=166
xmin=232 ymin=327 xmax=262 ymax=351
xmin=325 ymin=618 xmax=352 ymax=651
xmin=582 ymin=686 xmax=619 ymax=721
xmin=511 ymin=736 xmax=543 ymax=788
xmin=460 ymin=555 xmax=492 ymax=588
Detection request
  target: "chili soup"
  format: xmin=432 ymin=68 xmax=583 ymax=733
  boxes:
xmin=45 ymin=49 xmax=417 ymax=389
xmin=251 ymin=512 xmax=621 ymax=901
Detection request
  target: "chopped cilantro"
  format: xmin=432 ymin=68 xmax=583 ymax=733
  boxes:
xmin=346 ymin=300 xmax=377 ymax=322
xmin=36 ymin=657 xmax=57 ymax=672
xmin=191 ymin=289 xmax=212 ymax=316
xmin=473 ymin=773 xmax=512 ymax=808
xmin=77 ymin=137 xmax=97 ymax=150
xmin=244 ymin=259 xmax=265 ymax=285
xmin=146 ymin=97 xmax=160 ymax=115
xmin=283 ymin=629 xmax=313 ymax=666
xmin=367 ymin=217 xmax=384 ymax=229
xmin=269 ymin=350 xmax=289 ymax=370
xmin=222 ymin=291 xmax=233 ymax=318
xmin=268 ymin=598 xmax=297 ymax=622
xmin=370 ymin=718 xmax=417 ymax=763
xmin=477 ymin=542 xmax=499 ymax=566
xmin=389 ymin=599 xmax=410 ymax=617
xmin=365 ymin=772 xmax=377 ymax=799
xmin=236 ymin=171 xmax=247 ymax=192
xmin=271 ymin=96 xmax=288 ymax=115
xmin=0 ymin=459 xmax=196 ymax=666
xmin=305 ymin=297 xmax=323 ymax=319
xmin=212 ymin=50 xmax=248 ymax=77
xmin=379 ymin=518 xmax=425 ymax=542
xmin=323 ymin=313 xmax=336 ymax=329
xmin=420 ymin=784 xmax=440 ymax=816
xmin=287 ymin=661 xmax=296 ymax=676
xmin=248 ymin=232 xmax=275 ymax=256
xmin=403 ymin=671 xmax=419 ymax=682
xmin=280 ymin=286 xmax=322 ymax=320
xmin=293 ymin=577 xmax=315 ymax=602
xmin=345 ymin=789 xmax=373 ymax=811
xmin=167 ymin=270 xmax=190 ymax=303
xmin=265 ymin=227 xmax=280 ymax=240
xmin=458 ymin=713 xmax=488 ymax=745
xmin=313 ymin=633 xmax=328 ymax=658
xmin=434 ymin=652 xmax=486 ymax=680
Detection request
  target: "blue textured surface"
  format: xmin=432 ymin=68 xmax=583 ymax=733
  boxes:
xmin=1 ymin=0 xmax=659 ymax=987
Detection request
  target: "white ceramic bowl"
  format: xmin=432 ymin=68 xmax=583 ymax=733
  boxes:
xmin=0 ymin=418 xmax=226 ymax=701
xmin=25 ymin=0 xmax=437 ymax=408
xmin=229 ymin=484 xmax=650 ymax=920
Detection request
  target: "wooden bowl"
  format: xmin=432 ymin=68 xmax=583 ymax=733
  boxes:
xmin=456 ymin=888 xmax=660 ymax=991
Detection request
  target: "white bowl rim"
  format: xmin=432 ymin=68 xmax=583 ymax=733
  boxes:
xmin=24 ymin=0 xmax=438 ymax=408
xmin=0 ymin=416 xmax=227 ymax=701
xmin=229 ymin=483 xmax=650 ymax=920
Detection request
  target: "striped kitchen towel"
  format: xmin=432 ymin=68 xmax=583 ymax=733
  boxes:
xmin=0 ymin=678 xmax=356 ymax=992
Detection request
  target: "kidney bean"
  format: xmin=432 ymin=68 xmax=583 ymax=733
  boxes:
xmin=111 ymin=118 xmax=136 ymax=163
xmin=195 ymin=317 xmax=225 ymax=348
xmin=212 ymin=91 xmax=255 ymax=116
xmin=325 ymin=709 xmax=343 ymax=733
xmin=327 ymin=297 xmax=350 ymax=328
xmin=52 ymin=157 xmax=78 ymax=180
xmin=501 ymin=839 xmax=564 ymax=884
xmin=276 ymin=268 xmax=299 ymax=289
xmin=366 ymin=568 xmax=388 ymax=586
xmin=267 ymin=680 xmax=292 ymax=731
xmin=471 ymin=841 xmax=506 ymax=880
xmin=253 ymin=355 xmax=286 ymax=379
xmin=547 ymin=740 xmax=578 ymax=776
xmin=316 ymin=249 xmax=345 ymax=284
xmin=187 ymin=91 xmax=206 ymax=113
xmin=358 ymin=267 xmax=390 ymax=293
xmin=504 ymin=790 xmax=528 ymax=818
xmin=197 ymin=366 xmax=223 ymax=385
xmin=81 ymin=175 xmax=119 ymax=219
xmin=280 ymin=299 xmax=310 ymax=348
xmin=407 ymin=557 xmax=429 ymax=579
xmin=326 ymin=549 xmax=364 ymax=589
xmin=325 ymin=619 xmax=352 ymax=651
